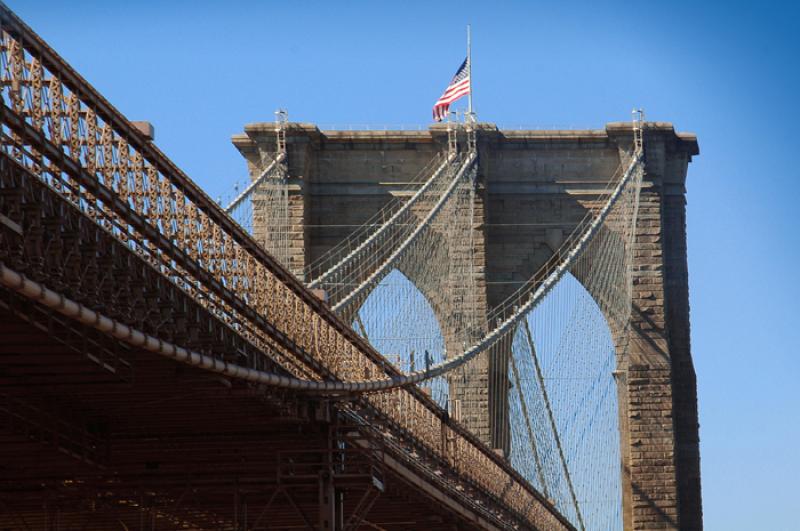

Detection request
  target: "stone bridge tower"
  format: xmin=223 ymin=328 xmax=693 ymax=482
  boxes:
xmin=233 ymin=121 xmax=702 ymax=530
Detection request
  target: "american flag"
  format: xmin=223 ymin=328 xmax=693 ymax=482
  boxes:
xmin=432 ymin=57 xmax=470 ymax=122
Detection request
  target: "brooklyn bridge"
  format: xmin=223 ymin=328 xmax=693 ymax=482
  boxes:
xmin=0 ymin=4 xmax=701 ymax=530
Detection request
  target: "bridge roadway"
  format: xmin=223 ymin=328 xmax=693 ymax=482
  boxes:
xmin=0 ymin=291 xmax=510 ymax=530
xmin=0 ymin=4 xmax=572 ymax=529
xmin=0 ymin=142 xmax=564 ymax=531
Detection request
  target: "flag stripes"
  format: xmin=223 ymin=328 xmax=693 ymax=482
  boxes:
xmin=433 ymin=57 xmax=470 ymax=122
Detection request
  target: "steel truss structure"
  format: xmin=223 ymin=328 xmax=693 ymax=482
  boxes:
xmin=0 ymin=3 xmax=573 ymax=530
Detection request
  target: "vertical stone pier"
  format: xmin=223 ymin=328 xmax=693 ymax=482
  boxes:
xmin=233 ymin=121 xmax=702 ymax=530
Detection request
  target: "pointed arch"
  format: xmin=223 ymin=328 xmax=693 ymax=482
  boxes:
xmin=354 ymin=268 xmax=450 ymax=406
xmin=507 ymin=271 xmax=623 ymax=530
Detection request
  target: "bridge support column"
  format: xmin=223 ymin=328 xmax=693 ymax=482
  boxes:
xmin=318 ymin=469 xmax=338 ymax=530
xmin=233 ymin=121 xmax=702 ymax=528
xmin=447 ymin=159 xmax=495 ymax=449
xmin=487 ymin=335 xmax=511 ymax=456
xmin=236 ymin=123 xmax=318 ymax=279
xmin=613 ymin=125 xmax=702 ymax=530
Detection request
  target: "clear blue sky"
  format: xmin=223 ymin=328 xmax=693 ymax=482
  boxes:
xmin=14 ymin=1 xmax=799 ymax=529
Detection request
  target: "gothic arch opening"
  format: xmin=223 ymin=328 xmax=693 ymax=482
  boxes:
xmin=507 ymin=271 xmax=623 ymax=530
xmin=354 ymin=268 xmax=450 ymax=406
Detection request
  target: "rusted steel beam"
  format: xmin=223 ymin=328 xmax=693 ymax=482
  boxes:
xmin=0 ymin=118 xmax=571 ymax=528
xmin=0 ymin=153 xmax=567 ymax=530
xmin=0 ymin=5 xmax=575 ymax=526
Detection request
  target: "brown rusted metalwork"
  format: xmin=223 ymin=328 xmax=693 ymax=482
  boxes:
xmin=0 ymin=4 xmax=573 ymax=530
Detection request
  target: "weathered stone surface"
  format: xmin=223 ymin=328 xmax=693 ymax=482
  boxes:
xmin=233 ymin=122 xmax=702 ymax=530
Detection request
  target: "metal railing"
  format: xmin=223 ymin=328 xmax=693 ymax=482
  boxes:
xmin=0 ymin=5 xmax=572 ymax=529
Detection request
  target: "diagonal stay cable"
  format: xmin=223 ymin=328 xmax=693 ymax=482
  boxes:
xmin=509 ymin=346 xmax=550 ymax=499
xmin=523 ymin=319 xmax=586 ymax=531
xmin=1 ymin=151 xmax=641 ymax=394
xmin=330 ymin=152 xmax=476 ymax=313
xmin=308 ymin=153 xmax=456 ymax=289
xmin=304 ymin=153 xmax=446 ymax=281
xmin=224 ymin=152 xmax=286 ymax=214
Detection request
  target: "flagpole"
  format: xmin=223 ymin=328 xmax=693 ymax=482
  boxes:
xmin=467 ymin=24 xmax=473 ymax=116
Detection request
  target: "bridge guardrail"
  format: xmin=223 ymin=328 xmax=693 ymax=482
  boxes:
xmin=0 ymin=5 xmax=573 ymax=530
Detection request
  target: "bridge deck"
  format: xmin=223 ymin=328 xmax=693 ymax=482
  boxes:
xmin=0 ymin=302 xmax=511 ymax=530
xmin=0 ymin=3 xmax=575 ymax=528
